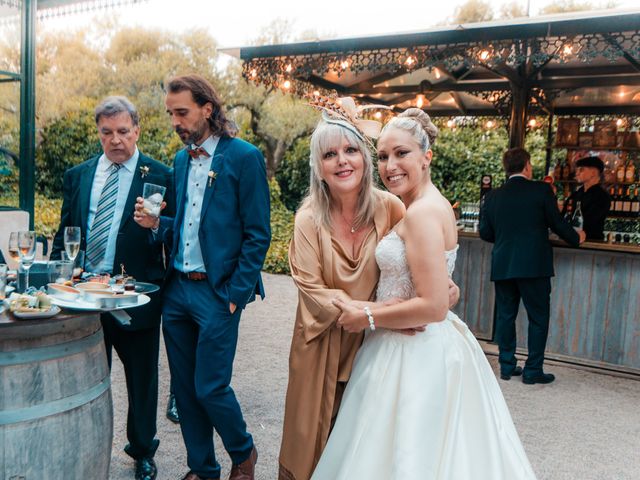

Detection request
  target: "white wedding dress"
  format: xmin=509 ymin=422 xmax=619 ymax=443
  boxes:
xmin=311 ymin=231 xmax=537 ymax=480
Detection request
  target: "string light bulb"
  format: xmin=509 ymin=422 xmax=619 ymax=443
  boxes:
xmin=283 ymin=80 xmax=291 ymax=90
xmin=434 ymin=68 xmax=441 ymax=79
xmin=562 ymin=44 xmax=573 ymax=56
xmin=340 ymin=60 xmax=350 ymax=70
xmin=250 ymin=69 xmax=257 ymax=78
xmin=416 ymin=94 xmax=427 ymax=109
xmin=616 ymin=118 xmax=624 ymax=127
xmin=285 ymin=63 xmax=293 ymax=73
xmin=485 ymin=120 xmax=495 ymax=129
xmin=479 ymin=50 xmax=490 ymax=61
xmin=405 ymin=56 xmax=415 ymax=66
xmin=446 ymin=119 xmax=455 ymax=128
xmin=374 ymin=112 xmax=382 ymax=119
xmin=313 ymin=90 xmax=320 ymax=97
xmin=528 ymin=118 xmax=537 ymax=128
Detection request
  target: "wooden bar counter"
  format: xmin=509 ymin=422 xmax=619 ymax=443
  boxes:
xmin=452 ymin=231 xmax=640 ymax=375
xmin=0 ymin=309 xmax=112 ymax=479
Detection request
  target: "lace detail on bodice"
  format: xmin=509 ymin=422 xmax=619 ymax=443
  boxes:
xmin=375 ymin=231 xmax=458 ymax=302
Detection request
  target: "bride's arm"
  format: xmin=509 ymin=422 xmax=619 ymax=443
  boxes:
xmin=334 ymin=203 xmax=451 ymax=332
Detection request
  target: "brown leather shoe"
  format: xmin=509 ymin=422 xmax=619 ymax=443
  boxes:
xmin=228 ymin=447 xmax=258 ymax=480
xmin=180 ymin=471 xmax=219 ymax=480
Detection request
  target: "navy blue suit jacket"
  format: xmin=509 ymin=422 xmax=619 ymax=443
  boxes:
xmin=479 ymin=176 xmax=580 ymax=281
xmin=51 ymin=152 xmax=174 ymax=330
xmin=160 ymin=135 xmax=271 ymax=310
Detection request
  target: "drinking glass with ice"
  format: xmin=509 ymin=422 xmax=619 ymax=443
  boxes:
xmin=142 ymin=183 xmax=166 ymax=218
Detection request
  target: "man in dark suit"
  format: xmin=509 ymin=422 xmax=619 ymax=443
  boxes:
xmin=479 ymin=147 xmax=585 ymax=385
xmin=135 ymin=75 xmax=270 ymax=480
xmin=51 ymin=96 xmax=173 ymax=480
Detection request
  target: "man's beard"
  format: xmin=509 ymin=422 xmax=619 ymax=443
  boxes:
xmin=176 ymin=120 xmax=209 ymax=145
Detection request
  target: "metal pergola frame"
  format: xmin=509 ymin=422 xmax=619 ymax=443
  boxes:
xmin=1 ymin=0 xmax=143 ymax=228
xmin=225 ymin=9 xmax=640 ymax=155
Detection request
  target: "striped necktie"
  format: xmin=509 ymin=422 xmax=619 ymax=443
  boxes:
xmin=86 ymin=162 xmax=122 ymax=271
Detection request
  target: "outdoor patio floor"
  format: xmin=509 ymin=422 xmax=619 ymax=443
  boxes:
xmin=109 ymin=273 xmax=640 ymax=480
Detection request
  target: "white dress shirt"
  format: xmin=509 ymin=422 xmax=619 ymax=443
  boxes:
xmin=174 ymin=135 xmax=220 ymax=273
xmin=86 ymin=148 xmax=139 ymax=273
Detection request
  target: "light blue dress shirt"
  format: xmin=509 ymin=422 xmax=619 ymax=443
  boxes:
xmin=86 ymin=148 xmax=139 ymax=274
xmin=174 ymin=135 xmax=220 ymax=273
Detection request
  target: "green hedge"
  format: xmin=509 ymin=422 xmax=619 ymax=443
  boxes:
xmin=263 ymin=179 xmax=294 ymax=274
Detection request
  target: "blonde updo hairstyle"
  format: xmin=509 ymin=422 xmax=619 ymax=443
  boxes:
xmin=381 ymin=107 xmax=438 ymax=153
xmin=303 ymin=120 xmax=377 ymax=231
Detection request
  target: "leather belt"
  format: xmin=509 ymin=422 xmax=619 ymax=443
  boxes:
xmin=178 ymin=271 xmax=208 ymax=281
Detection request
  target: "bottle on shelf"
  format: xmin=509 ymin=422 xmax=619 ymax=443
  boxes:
xmin=616 ymin=162 xmax=626 ymax=183
xmin=622 ymin=187 xmax=632 ymax=216
xmin=572 ymin=201 xmax=584 ymax=232
xmin=631 ymin=187 xmax=640 ymax=216
xmin=609 ymin=186 xmax=616 ymax=213
xmin=614 ymin=187 xmax=624 ymax=214
xmin=625 ymin=162 xmax=636 ymax=183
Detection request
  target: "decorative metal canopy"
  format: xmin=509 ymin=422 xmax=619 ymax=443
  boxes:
xmin=226 ymin=10 xmax=640 ymax=120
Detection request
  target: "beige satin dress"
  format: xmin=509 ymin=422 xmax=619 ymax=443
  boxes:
xmin=278 ymin=190 xmax=404 ymax=480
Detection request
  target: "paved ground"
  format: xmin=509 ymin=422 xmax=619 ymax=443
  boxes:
xmin=110 ymin=273 xmax=640 ymax=480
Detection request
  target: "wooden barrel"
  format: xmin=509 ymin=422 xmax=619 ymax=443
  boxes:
xmin=0 ymin=311 xmax=113 ymax=479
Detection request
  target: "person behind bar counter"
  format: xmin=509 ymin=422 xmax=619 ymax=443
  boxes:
xmin=562 ymin=156 xmax=611 ymax=241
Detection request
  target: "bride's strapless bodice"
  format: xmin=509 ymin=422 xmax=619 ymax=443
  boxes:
xmin=375 ymin=231 xmax=458 ymax=302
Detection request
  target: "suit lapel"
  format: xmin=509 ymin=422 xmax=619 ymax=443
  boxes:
xmin=80 ymin=156 xmax=100 ymax=231
xmin=172 ymin=150 xmax=190 ymax=252
xmin=118 ymin=154 xmax=145 ymax=233
xmin=200 ymin=153 xmax=223 ymax=221
xmin=200 ymin=137 xmax=231 ymax=221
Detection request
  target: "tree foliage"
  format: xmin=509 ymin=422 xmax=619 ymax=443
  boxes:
xmin=451 ymin=0 xmax=495 ymax=23
xmin=539 ymin=0 xmax=619 ymax=15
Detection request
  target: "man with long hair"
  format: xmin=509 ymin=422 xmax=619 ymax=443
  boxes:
xmin=135 ymin=74 xmax=271 ymax=480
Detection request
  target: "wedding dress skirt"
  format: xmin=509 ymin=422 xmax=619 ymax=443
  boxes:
xmin=311 ymin=232 xmax=536 ymax=480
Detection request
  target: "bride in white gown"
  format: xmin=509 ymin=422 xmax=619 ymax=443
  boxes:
xmin=311 ymin=109 xmax=537 ymax=480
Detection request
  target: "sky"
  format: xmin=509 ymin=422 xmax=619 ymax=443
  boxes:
xmin=39 ymin=0 xmax=640 ymax=52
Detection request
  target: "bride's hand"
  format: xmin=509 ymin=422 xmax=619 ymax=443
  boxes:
xmin=448 ymin=279 xmax=460 ymax=308
xmin=332 ymin=298 xmax=369 ymax=333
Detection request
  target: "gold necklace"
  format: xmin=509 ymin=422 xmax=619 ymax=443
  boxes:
xmin=337 ymin=210 xmax=357 ymax=234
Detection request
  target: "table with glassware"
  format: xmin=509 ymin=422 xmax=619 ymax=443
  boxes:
xmin=452 ymin=230 xmax=640 ymax=375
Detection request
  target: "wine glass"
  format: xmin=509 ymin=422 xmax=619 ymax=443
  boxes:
xmin=8 ymin=232 xmax=20 ymax=264
xmin=64 ymin=226 xmax=81 ymax=262
xmin=17 ymin=231 xmax=36 ymax=291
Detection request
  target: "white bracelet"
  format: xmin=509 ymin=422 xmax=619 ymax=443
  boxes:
xmin=364 ymin=306 xmax=375 ymax=331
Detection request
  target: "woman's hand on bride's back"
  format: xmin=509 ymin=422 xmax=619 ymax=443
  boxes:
xmin=448 ymin=279 xmax=460 ymax=308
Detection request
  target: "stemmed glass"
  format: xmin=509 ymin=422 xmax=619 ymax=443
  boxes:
xmin=17 ymin=231 xmax=36 ymax=291
xmin=8 ymin=232 xmax=20 ymax=264
xmin=64 ymin=227 xmax=81 ymax=263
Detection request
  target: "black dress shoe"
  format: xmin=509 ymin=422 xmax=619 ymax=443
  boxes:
xmin=135 ymin=457 xmax=157 ymax=480
xmin=523 ymin=372 xmax=555 ymax=385
xmin=500 ymin=366 xmax=523 ymax=380
xmin=166 ymin=393 xmax=180 ymax=424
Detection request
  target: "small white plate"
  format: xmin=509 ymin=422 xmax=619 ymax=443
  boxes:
xmin=51 ymin=294 xmax=151 ymax=312
xmin=11 ymin=305 xmax=62 ymax=320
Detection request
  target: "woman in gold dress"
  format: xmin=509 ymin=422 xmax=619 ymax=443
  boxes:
xmin=277 ymin=101 xmax=406 ymax=480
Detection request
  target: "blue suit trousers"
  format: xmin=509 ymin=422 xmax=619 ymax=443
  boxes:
xmin=163 ymin=274 xmax=253 ymax=478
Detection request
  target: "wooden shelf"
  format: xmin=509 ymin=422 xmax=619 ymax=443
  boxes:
xmin=553 ymin=146 xmax=640 ymax=152
xmin=555 ymin=180 xmax=639 ymax=186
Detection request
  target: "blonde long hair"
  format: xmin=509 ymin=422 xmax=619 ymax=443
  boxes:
xmin=302 ymin=120 xmax=377 ymax=231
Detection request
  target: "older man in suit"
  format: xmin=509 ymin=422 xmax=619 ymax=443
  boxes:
xmin=135 ymin=75 xmax=271 ymax=480
xmin=479 ymin=147 xmax=585 ymax=385
xmin=51 ymin=96 xmax=173 ymax=480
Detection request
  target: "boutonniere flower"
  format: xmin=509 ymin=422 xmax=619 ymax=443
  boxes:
xmin=139 ymin=165 xmax=150 ymax=178
xmin=208 ymin=170 xmax=217 ymax=187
